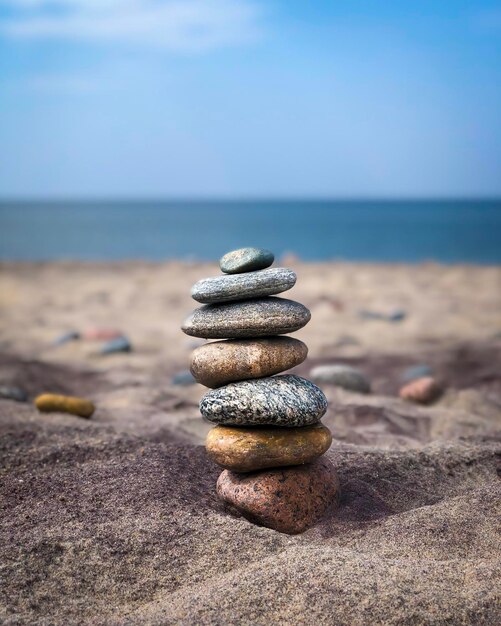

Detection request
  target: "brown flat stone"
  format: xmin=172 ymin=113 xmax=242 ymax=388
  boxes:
xmin=216 ymin=458 xmax=339 ymax=534
xmin=190 ymin=337 xmax=308 ymax=388
xmin=206 ymin=424 xmax=332 ymax=472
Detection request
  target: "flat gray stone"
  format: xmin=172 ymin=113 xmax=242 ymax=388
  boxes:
xmin=310 ymin=364 xmax=371 ymax=393
xmin=181 ymin=297 xmax=310 ymax=339
xmin=200 ymin=374 xmax=327 ymax=427
xmin=191 ymin=267 xmax=296 ymax=304
xmin=220 ymin=247 xmax=274 ymax=274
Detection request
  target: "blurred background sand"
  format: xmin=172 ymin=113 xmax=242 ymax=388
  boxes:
xmin=1 ymin=259 xmax=500 ymax=445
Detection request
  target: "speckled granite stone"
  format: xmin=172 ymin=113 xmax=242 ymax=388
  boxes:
xmin=181 ymin=297 xmax=310 ymax=339
xmin=220 ymin=247 xmax=274 ymax=274
xmin=206 ymin=424 xmax=332 ymax=472
xmin=216 ymin=458 xmax=339 ymax=534
xmin=200 ymin=374 xmax=327 ymax=426
xmin=310 ymin=364 xmax=371 ymax=393
xmin=191 ymin=268 xmax=296 ymax=304
xmin=190 ymin=336 xmax=307 ymax=387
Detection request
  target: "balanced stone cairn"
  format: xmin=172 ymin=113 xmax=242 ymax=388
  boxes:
xmin=182 ymin=247 xmax=339 ymax=534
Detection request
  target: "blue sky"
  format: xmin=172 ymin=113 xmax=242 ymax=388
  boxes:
xmin=0 ymin=0 xmax=500 ymax=198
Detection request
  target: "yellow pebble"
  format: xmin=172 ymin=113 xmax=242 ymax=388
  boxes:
xmin=34 ymin=393 xmax=95 ymax=418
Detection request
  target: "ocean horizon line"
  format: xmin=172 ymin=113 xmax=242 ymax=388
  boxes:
xmin=1 ymin=198 xmax=500 ymax=263
xmin=1 ymin=196 xmax=501 ymax=204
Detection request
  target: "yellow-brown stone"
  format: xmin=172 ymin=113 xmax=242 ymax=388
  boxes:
xmin=190 ymin=336 xmax=307 ymax=388
xmin=206 ymin=424 xmax=332 ymax=472
xmin=35 ymin=393 xmax=95 ymax=418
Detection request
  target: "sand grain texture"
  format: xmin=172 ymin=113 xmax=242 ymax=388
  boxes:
xmin=0 ymin=260 xmax=500 ymax=625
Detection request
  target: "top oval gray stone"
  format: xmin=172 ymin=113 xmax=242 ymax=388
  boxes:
xmin=181 ymin=297 xmax=311 ymax=339
xmin=220 ymin=247 xmax=274 ymax=274
xmin=191 ymin=267 xmax=296 ymax=304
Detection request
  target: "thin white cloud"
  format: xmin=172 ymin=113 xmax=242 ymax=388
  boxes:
xmin=0 ymin=0 xmax=264 ymax=52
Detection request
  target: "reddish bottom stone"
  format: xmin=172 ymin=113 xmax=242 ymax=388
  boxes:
xmin=216 ymin=458 xmax=339 ymax=534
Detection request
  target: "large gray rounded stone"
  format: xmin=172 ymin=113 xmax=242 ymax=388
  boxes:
xmin=181 ymin=297 xmax=310 ymax=339
xmin=200 ymin=374 xmax=327 ymax=427
xmin=220 ymin=247 xmax=274 ymax=274
xmin=191 ymin=267 xmax=296 ymax=304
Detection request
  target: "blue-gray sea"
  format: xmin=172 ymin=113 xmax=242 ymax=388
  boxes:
xmin=1 ymin=200 xmax=500 ymax=263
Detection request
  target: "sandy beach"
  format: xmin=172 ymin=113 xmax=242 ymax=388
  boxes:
xmin=1 ymin=259 xmax=500 ymax=624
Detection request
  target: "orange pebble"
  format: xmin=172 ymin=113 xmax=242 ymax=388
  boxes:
xmin=399 ymin=377 xmax=442 ymax=404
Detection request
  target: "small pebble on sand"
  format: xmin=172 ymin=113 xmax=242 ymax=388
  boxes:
xmin=0 ymin=385 xmax=28 ymax=402
xmin=53 ymin=331 xmax=80 ymax=346
xmin=35 ymin=393 xmax=95 ymax=418
xmin=399 ymin=376 xmax=442 ymax=404
xmin=310 ymin=364 xmax=371 ymax=394
xmin=388 ymin=309 xmax=406 ymax=322
xmin=171 ymin=370 xmax=197 ymax=386
xmin=82 ymin=328 xmax=124 ymax=341
xmin=100 ymin=336 xmax=132 ymax=354
xmin=358 ymin=309 xmax=406 ymax=322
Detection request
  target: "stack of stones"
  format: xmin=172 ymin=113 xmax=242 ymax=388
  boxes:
xmin=182 ymin=247 xmax=339 ymax=534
